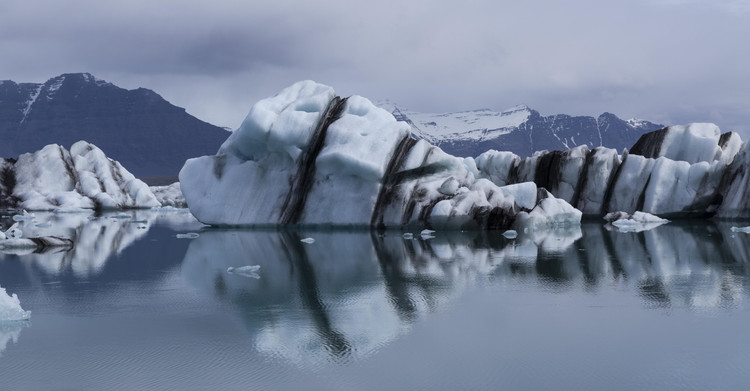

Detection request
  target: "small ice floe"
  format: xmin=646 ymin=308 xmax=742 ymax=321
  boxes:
xmin=402 ymin=232 xmax=414 ymax=239
xmin=420 ymin=229 xmax=436 ymax=239
xmin=176 ymin=233 xmax=200 ymax=239
xmin=604 ymin=211 xmax=669 ymax=233
xmin=0 ymin=286 xmax=31 ymax=321
xmin=502 ymin=229 xmax=518 ymax=239
xmin=227 ymin=265 xmax=261 ymax=279
xmin=730 ymin=226 xmax=750 ymax=233
xmin=11 ymin=211 xmax=35 ymax=222
xmin=300 ymin=237 xmax=315 ymax=244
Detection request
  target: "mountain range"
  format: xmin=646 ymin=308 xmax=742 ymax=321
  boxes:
xmin=0 ymin=73 xmax=227 ymax=179
xmin=377 ymin=101 xmax=664 ymax=157
xmin=0 ymin=73 xmax=665 ymax=181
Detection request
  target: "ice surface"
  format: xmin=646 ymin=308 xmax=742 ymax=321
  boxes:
xmin=176 ymin=233 xmax=200 ymax=239
xmin=0 ymin=286 xmax=31 ymax=322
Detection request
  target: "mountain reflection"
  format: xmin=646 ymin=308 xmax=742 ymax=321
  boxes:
xmin=181 ymin=222 xmax=750 ymax=364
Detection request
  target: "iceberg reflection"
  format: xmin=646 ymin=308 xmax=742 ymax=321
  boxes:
xmin=0 ymin=321 xmax=28 ymax=358
xmin=182 ymin=222 xmax=750 ymax=364
xmin=0 ymin=209 xmax=199 ymax=277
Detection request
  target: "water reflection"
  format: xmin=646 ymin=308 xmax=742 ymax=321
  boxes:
xmin=180 ymin=222 xmax=750 ymax=364
xmin=0 ymin=321 xmax=28 ymax=357
xmin=0 ymin=209 xmax=200 ymax=278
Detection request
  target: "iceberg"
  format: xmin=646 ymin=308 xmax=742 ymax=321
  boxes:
xmin=150 ymin=182 xmax=187 ymax=208
xmin=2 ymin=141 xmax=160 ymax=211
xmin=180 ymin=81 xmax=581 ymax=230
xmin=473 ymin=125 xmax=750 ymax=218
xmin=0 ymin=286 xmax=30 ymax=322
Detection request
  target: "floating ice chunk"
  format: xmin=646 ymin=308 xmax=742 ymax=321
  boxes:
xmin=514 ymin=189 xmax=582 ymax=230
xmin=113 ymin=212 xmax=132 ymax=219
xmin=502 ymin=230 xmax=518 ymax=239
xmin=227 ymin=265 xmax=261 ymax=279
xmin=300 ymin=237 xmax=315 ymax=244
xmin=176 ymin=233 xmax=200 ymax=239
xmin=0 ymin=286 xmax=31 ymax=321
xmin=604 ymin=211 xmax=669 ymax=232
xmin=420 ymin=229 xmax=436 ymax=239
xmin=12 ymin=211 xmax=35 ymax=221
xmin=402 ymin=233 xmax=414 ymax=239
xmin=730 ymin=226 xmax=750 ymax=233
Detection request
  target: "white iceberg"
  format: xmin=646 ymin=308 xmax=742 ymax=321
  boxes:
xmin=0 ymin=286 xmax=31 ymax=322
xmin=2 ymin=141 xmax=161 ymax=211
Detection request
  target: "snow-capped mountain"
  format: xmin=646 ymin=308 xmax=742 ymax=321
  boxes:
xmin=0 ymin=73 xmax=228 ymax=178
xmin=377 ymin=101 xmax=664 ymax=157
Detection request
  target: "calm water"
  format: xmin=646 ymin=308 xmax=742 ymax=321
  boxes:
xmin=1 ymin=211 xmax=750 ymax=390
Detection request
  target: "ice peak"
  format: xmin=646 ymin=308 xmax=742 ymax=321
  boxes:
xmin=504 ymin=104 xmax=530 ymax=113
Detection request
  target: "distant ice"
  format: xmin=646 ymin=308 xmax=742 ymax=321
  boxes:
xmin=300 ymin=237 xmax=315 ymax=243
xmin=730 ymin=226 xmax=750 ymax=233
xmin=176 ymin=233 xmax=200 ymax=239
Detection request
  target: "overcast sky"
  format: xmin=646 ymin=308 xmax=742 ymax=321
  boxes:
xmin=1 ymin=0 xmax=749 ymax=136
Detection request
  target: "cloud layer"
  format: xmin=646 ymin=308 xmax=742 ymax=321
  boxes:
xmin=1 ymin=0 xmax=748 ymax=136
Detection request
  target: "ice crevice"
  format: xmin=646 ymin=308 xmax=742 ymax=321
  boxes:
xmin=280 ymin=96 xmax=348 ymax=225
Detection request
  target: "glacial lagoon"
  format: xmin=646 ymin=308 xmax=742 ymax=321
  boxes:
xmin=2 ymin=211 xmax=750 ymax=390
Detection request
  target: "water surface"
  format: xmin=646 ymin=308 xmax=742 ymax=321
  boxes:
xmin=1 ymin=212 xmax=750 ymax=390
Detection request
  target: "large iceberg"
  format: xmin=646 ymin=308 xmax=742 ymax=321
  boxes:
xmin=474 ymin=123 xmax=750 ymax=218
xmin=1 ymin=141 xmax=160 ymax=211
xmin=180 ymin=81 xmax=581 ymax=229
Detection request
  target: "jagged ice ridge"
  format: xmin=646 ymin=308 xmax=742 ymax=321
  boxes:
xmin=180 ymin=81 xmax=581 ymax=230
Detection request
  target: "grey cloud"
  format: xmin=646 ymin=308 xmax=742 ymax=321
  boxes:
xmin=1 ymin=0 xmax=749 ymax=137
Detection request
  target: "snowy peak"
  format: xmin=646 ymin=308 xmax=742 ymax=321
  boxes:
xmin=380 ymin=103 xmax=532 ymax=145
xmin=379 ymin=102 xmax=663 ymax=158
